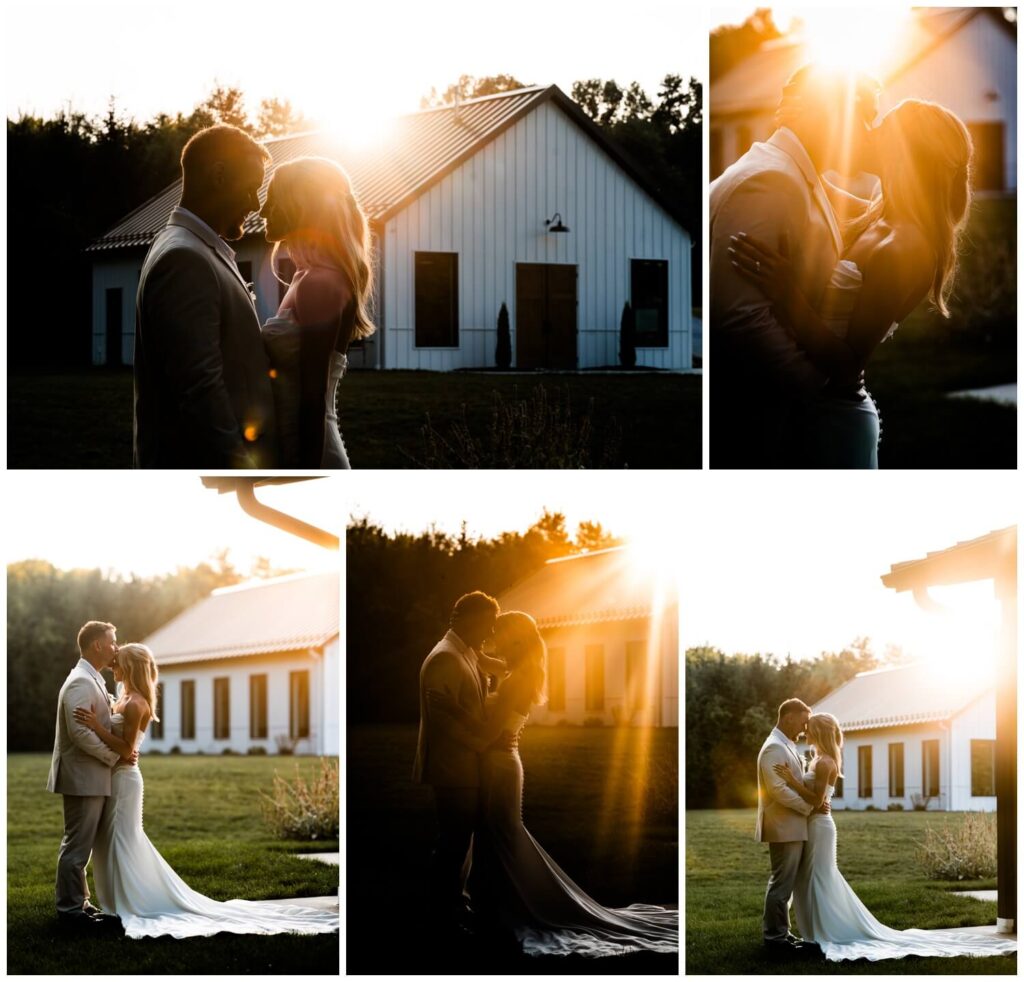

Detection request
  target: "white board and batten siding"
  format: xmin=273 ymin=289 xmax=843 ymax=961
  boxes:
xmin=827 ymin=691 xmax=996 ymax=813
xmin=384 ymin=100 xmax=691 ymax=370
xmin=91 ymin=258 xmax=140 ymax=365
xmin=147 ymin=640 xmax=339 ymax=756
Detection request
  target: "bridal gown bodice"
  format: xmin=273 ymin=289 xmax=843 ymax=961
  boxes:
xmin=792 ymin=769 xmax=1015 ymax=962
xmin=262 ymin=309 xmax=350 ymax=469
xmin=91 ymin=713 xmax=337 ymax=939
xmin=805 ymin=259 xmax=888 ymax=469
xmin=477 ymin=710 xmax=677 ymax=957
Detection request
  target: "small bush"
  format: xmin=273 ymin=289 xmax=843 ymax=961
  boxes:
xmin=168 ymin=746 xmax=181 ymax=755
xmin=259 ymin=757 xmax=339 ymax=841
xmin=865 ymin=804 xmax=877 ymax=811
xmin=147 ymin=748 xmax=164 ymax=755
xmin=247 ymin=745 xmax=268 ymax=755
xmin=887 ymin=802 xmax=904 ymax=811
xmin=221 ymin=747 xmax=239 ymax=755
xmin=911 ymin=792 xmax=934 ymax=811
xmin=275 ymin=734 xmax=297 ymax=756
xmin=583 ymin=717 xmax=605 ymax=728
xmin=918 ymin=812 xmax=997 ymax=880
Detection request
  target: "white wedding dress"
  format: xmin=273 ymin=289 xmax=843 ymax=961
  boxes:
xmin=476 ymin=709 xmax=677 ymax=957
xmin=792 ymin=771 xmax=1016 ymax=962
xmin=91 ymin=714 xmax=338 ymax=939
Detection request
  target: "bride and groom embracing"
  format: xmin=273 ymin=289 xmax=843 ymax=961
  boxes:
xmin=134 ymin=124 xmax=375 ymax=470
xmin=757 ymin=698 xmax=1016 ymax=962
xmin=414 ymin=591 xmax=677 ymax=958
xmin=46 ymin=620 xmax=337 ymax=938
xmin=711 ymin=64 xmax=975 ymax=468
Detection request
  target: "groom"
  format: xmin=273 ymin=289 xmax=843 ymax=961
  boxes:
xmin=134 ymin=124 xmax=277 ymax=469
xmin=413 ymin=591 xmax=501 ymax=934
xmin=756 ymin=698 xmax=826 ymax=958
xmin=45 ymin=621 xmax=137 ymax=932
xmin=709 ymin=64 xmax=880 ymax=467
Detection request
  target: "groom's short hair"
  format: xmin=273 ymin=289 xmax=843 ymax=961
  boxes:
xmin=777 ymin=698 xmax=811 ymax=724
xmin=77 ymin=620 xmax=115 ymax=654
xmin=776 ymin=64 xmax=880 ymax=130
xmin=450 ymin=591 xmax=500 ymax=626
xmin=180 ymin=125 xmax=271 ymax=188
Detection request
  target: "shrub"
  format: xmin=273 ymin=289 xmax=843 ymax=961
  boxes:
xmin=865 ymin=804 xmax=877 ymax=811
xmin=583 ymin=717 xmax=605 ymax=727
xmin=247 ymin=745 xmax=268 ymax=755
xmin=259 ymin=757 xmax=339 ymax=841
xmin=887 ymin=802 xmax=904 ymax=811
xmin=275 ymin=734 xmax=297 ymax=756
xmin=168 ymin=746 xmax=181 ymax=755
xmin=620 ymin=301 xmax=637 ymax=368
xmin=495 ymin=302 xmax=512 ymax=369
xmin=221 ymin=747 xmax=239 ymax=755
xmin=918 ymin=812 xmax=997 ymax=880
xmin=410 ymin=385 xmax=623 ymax=468
xmin=147 ymin=748 xmax=164 ymax=755
xmin=911 ymin=792 xmax=933 ymax=811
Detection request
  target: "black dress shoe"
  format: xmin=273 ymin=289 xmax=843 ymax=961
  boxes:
xmin=57 ymin=912 xmax=106 ymax=933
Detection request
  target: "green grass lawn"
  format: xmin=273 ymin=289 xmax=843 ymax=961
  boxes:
xmin=686 ymin=808 xmax=1015 ymax=975
xmin=6 ymin=368 xmax=701 ymax=469
xmin=7 ymin=754 xmax=339 ymax=975
xmin=347 ymin=724 xmax=678 ymax=974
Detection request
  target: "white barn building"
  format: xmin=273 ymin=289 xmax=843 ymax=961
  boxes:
xmin=142 ymin=570 xmax=339 ymax=755
xmin=498 ymin=546 xmax=678 ymax=727
xmin=88 ymin=85 xmax=693 ymax=372
xmin=711 ymin=7 xmax=1017 ymax=193
xmin=809 ymin=662 xmax=996 ymax=812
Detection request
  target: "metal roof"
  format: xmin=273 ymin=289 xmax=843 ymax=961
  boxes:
xmin=141 ymin=569 xmax=338 ymax=665
xmin=881 ymin=526 xmax=1017 ymax=593
xmin=88 ymin=84 xmax=686 ymax=254
xmin=498 ymin=546 xmax=677 ymax=628
xmin=811 ymin=661 xmax=992 ymax=733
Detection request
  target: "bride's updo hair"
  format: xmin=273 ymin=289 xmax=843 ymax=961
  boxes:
xmin=806 ymin=713 xmax=843 ymax=777
xmin=495 ymin=611 xmax=546 ymax=706
xmin=269 ymin=156 xmax=376 ymax=340
xmin=848 ymin=99 xmax=973 ymax=317
xmin=116 ymin=643 xmax=160 ymax=724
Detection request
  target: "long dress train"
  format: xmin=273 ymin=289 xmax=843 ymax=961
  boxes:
xmin=92 ymin=715 xmax=338 ymax=939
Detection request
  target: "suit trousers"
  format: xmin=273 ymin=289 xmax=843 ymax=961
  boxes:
xmin=429 ymin=787 xmax=480 ymax=915
xmin=56 ymin=794 xmax=107 ymax=913
xmin=763 ymin=840 xmax=804 ymax=941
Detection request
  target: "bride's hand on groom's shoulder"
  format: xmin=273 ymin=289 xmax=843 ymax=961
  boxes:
xmin=772 ymin=761 xmax=798 ymax=785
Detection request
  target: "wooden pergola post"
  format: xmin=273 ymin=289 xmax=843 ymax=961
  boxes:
xmin=881 ymin=526 xmax=1017 ymax=933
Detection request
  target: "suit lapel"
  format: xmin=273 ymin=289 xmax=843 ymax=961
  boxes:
xmin=167 ymin=209 xmax=256 ymax=307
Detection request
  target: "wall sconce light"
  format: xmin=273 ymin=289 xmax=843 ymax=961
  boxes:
xmin=544 ymin=212 xmax=570 ymax=233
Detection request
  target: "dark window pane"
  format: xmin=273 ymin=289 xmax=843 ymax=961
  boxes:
xmin=585 ymin=645 xmax=604 ymax=712
xmin=290 ymin=670 xmax=310 ymax=739
xmin=181 ymin=680 xmax=195 ymax=740
xmin=214 ymin=677 xmax=230 ymax=740
xmin=547 ymin=647 xmax=566 ymax=712
xmin=971 ymin=739 xmax=995 ymax=796
xmin=888 ymin=743 xmax=904 ymax=797
xmin=922 ymin=740 xmax=940 ymax=797
xmin=630 ymin=259 xmax=668 ymax=347
xmin=250 ymin=674 xmax=268 ymax=740
xmin=415 ymin=252 xmax=459 ymax=347
xmin=858 ymin=745 xmax=872 ymax=798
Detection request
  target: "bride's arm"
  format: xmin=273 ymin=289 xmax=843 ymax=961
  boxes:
xmin=72 ymin=704 xmax=137 ymax=762
xmin=428 ymin=680 xmax=525 ymax=745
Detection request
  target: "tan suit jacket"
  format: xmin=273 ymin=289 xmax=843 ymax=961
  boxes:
xmin=755 ymin=728 xmax=813 ymax=842
xmin=45 ymin=660 xmax=121 ymax=796
xmin=412 ymin=630 xmax=488 ymax=788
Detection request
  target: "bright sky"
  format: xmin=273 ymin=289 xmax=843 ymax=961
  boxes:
xmin=346 ymin=470 xmax=1018 ymax=668
xmin=4 ymin=474 xmax=340 ymax=578
xmin=5 ymin=0 xmax=703 ymax=144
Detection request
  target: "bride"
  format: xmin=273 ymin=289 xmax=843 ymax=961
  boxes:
xmin=258 ymin=156 xmax=376 ymax=468
xmin=773 ymin=712 xmax=1016 ymax=961
xmin=429 ymin=611 xmax=677 ymax=957
xmin=72 ymin=643 xmax=338 ymax=939
xmin=730 ymin=98 xmax=974 ymax=468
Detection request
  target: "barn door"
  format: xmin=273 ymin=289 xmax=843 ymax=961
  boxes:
xmin=515 ymin=263 xmax=577 ymax=369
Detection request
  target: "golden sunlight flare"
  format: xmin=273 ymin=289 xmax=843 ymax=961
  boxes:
xmin=789 ymin=5 xmax=915 ymax=76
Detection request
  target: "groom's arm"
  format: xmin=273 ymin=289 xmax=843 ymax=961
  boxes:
xmin=710 ymin=171 xmax=828 ymax=393
xmin=759 ymin=745 xmax=813 ymax=816
xmin=422 ymin=654 xmax=490 ymax=753
xmin=62 ymin=680 xmax=121 ymax=767
xmin=142 ymin=248 xmax=253 ymax=468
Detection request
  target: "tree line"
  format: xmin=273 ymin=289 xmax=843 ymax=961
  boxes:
xmin=8 ymin=72 xmax=700 ymax=368
xmin=347 ymin=511 xmax=621 ymax=725
xmin=6 ymin=554 xmax=290 ymax=751
xmin=686 ymin=640 xmax=905 ymax=809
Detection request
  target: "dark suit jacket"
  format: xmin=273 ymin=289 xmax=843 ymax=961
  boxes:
xmin=133 ymin=207 xmax=277 ymax=468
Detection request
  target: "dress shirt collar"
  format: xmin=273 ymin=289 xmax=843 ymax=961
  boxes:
xmin=772 ymin=726 xmax=798 ymax=755
xmin=77 ymin=657 xmax=109 ymax=692
xmin=170 ymin=205 xmax=238 ymax=263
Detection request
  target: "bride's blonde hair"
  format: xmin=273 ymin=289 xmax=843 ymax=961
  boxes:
xmin=117 ymin=643 xmax=160 ymax=723
xmin=270 ymin=156 xmax=376 ymax=340
xmin=496 ymin=611 xmax=546 ymax=706
xmin=806 ymin=713 xmax=843 ymax=777
xmin=846 ymin=99 xmax=973 ymax=317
